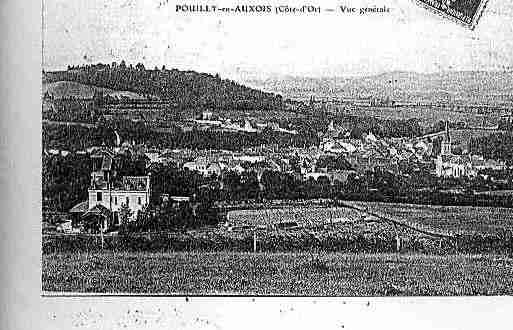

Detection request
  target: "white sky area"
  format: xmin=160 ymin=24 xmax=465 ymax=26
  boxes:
xmin=43 ymin=0 xmax=513 ymax=80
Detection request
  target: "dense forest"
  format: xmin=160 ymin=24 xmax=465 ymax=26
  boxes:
xmin=44 ymin=62 xmax=284 ymax=111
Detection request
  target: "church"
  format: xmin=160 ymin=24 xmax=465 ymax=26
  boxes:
xmin=434 ymin=123 xmax=476 ymax=178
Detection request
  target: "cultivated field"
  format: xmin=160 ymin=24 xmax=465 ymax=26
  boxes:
xmin=349 ymin=201 xmax=513 ymax=235
xmin=227 ymin=202 xmax=513 ymax=236
xmin=227 ymin=206 xmax=362 ymax=227
xmin=42 ymin=252 xmax=513 ymax=295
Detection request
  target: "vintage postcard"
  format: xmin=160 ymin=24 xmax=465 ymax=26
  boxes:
xmin=40 ymin=0 xmax=513 ymax=297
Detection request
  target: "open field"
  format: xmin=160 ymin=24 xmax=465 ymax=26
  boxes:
xmin=350 ymin=201 xmax=513 ymax=235
xmin=228 ymin=202 xmax=513 ymax=236
xmin=42 ymin=252 xmax=513 ymax=295
xmin=227 ymin=207 xmax=362 ymax=227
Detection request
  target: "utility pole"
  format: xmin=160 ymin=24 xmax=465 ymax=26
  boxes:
xmin=108 ymin=171 xmax=113 ymax=227
xmin=253 ymin=230 xmax=257 ymax=253
xmin=394 ymin=223 xmax=400 ymax=253
xmin=100 ymin=217 xmax=105 ymax=249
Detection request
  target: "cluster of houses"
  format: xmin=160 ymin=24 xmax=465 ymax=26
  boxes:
xmin=55 ymin=117 xmax=510 ymax=233
xmin=319 ymin=121 xmax=431 ymax=174
xmin=319 ymin=120 xmax=508 ymax=179
xmin=190 ymin=111 xmax=298 ymax=134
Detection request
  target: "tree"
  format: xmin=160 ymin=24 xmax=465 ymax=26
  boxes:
xmin=118 ymin=203 xmax=133 ymax=228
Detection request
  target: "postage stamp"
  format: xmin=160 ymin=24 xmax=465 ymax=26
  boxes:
xmin=415 ymin=0 xmax=489 ymax=29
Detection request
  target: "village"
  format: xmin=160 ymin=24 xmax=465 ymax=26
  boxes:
xmin=43 ymin=109 xmax=512 ymax=234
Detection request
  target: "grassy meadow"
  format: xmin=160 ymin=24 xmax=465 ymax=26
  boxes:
xmin=42 ymin=252 xmax=513 ymax=295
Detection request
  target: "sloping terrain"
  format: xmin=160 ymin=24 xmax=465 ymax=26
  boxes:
xmin=43 ymin=64 xmax=284 ymax=110
xmin=43 ymin=81 xmax=145 ymax=99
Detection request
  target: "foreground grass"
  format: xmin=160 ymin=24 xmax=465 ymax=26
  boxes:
xmin=42 ymin=252 xmax=513 ymax=295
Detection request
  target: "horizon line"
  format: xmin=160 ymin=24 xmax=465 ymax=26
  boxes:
xmin=42 ymin=63 xmax=513 ymax=81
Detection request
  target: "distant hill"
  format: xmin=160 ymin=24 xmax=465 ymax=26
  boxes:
xmin=43 ymin=81 xmax=146 ymax=99
xmin=43 ymin=63 xmax=284 ymax=111
xmin=243 ymin=71 xmax=513 ymax=105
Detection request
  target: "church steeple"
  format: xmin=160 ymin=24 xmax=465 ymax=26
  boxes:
xmin=441 ymin=121 xmax=452 ymax=155
xmin=444 ymin=121 xmax=451 ymax=143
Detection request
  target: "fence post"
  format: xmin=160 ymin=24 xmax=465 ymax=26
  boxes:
xmin=253 ymin=231 xmax=257 ymax=253
xmin=395 ymin=234 xmax=401 ymax=253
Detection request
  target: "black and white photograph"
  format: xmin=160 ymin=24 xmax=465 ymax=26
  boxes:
xmin=39 ymin=0 xmax=513 ymax=298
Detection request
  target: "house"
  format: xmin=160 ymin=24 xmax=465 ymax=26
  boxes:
xmin=160 ymin=194 xmax=192 ymax=208
xmin=471 ymin=156 xmax=507 ymax=171
xmin=322 ymin=140 xmax=357 ymax=154
xmin=222 ymin=119 xmax=258 ymax=133
xmin=70 ymin=148 xmax=151 ymax=231
xmin=88 ymin=175 xmax=151 ymax=220
xmin=183 ymin=157 xmax=222 ymax=177
xmin=202 ymin=111 xmax=213 ymax=120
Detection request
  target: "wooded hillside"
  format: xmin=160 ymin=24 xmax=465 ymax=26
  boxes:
xmin=43 ymin=62 xmax=284 ymax=111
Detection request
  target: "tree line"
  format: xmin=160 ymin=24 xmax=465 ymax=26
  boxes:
xmin=470 ymin=132 xmax=513 ymax=164
xmin=42 ymin=121 xmax=320 ymax=151
xmin=43 ymin=151 xmax=513 ymax=217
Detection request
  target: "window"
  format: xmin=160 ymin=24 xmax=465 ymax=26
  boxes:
xmin=126 ymin=196 xmax=129 ymax=206
xmin=138 ymin=197 xmax=142 ymax=205
xmin=114 ymin=196 xmax=118 ymax=205
xmin=97 ymin=192 xmax=102 ymax=202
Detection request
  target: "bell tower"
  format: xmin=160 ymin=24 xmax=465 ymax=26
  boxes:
xmin=441 ymin=121 xmax=452 ymax=156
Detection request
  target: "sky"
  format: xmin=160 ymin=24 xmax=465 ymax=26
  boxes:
xmin=43 ymin=0 xmax=513 ymax=80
